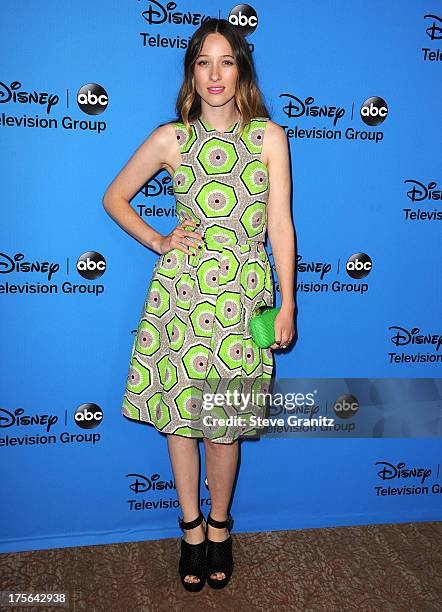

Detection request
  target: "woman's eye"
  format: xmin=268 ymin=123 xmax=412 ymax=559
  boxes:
xmin=197 ymin=60 xmax=234 ymax=66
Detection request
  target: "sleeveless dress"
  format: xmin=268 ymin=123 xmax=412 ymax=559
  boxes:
xmin=122 ymin=115 xmax=275 ymax=444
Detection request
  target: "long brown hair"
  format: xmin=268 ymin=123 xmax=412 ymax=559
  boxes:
xmin=172 ymin=18 xmax=270 ymax=137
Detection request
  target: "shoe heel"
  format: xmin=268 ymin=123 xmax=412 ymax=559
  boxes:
xmin=178 ymin=509 xmax=207 ymax=592
xmin=205 ymin=512 xmax=234 ymax=589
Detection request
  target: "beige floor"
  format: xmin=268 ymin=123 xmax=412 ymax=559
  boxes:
xmin=1 ymin=521 xmax=441 ymax=611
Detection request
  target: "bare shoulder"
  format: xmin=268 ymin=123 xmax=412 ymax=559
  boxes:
xmin=264 ymin=119 xmax=287 ymax=143
xmin=262 ymin=119 xmax=288 ymax=166
xmin=146 ymin=121 xmax=179 ymax=173
xmin=102 ymin=121 xmax=180 ymax=203
xmin=148 ymin=122 xmax=176 ymax=153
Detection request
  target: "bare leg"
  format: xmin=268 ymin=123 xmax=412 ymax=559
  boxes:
xmin=204 ymin=438 xmax=239 ymax=581
xmin=167 ymin=434 xmax=206 ymax=584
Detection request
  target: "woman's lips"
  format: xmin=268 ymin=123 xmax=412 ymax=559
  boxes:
xmin=207 ymin=87 xmax=225 ymax=94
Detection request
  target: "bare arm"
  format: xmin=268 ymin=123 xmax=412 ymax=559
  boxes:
xmin=266 ymin=121 xmax=296 ymax=313
xmin=102 ymin=123 xmax=175 ymax=255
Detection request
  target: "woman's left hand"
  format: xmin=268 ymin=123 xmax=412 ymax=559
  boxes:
xmin=269 ymin=307 xmax=295 ymax=350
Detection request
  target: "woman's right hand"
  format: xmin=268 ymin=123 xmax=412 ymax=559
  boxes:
xmin=157 ymin=219 xmax=205 ymax=256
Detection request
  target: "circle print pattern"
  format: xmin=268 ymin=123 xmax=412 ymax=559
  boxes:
xmin=121 ymin=116 xmax=275 ymax=443
xmin=196 ymin=181 xmax=237 ymax=217
xmin=198 ymin=138 xmax=238 ymax=175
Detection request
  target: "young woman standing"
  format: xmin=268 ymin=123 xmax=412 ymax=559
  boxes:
xmin=103 ymin=18 xmax=295 ymax=591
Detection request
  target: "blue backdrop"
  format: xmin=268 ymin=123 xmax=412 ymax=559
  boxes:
xmin=1 ymin=1 xmax=441 ymax=553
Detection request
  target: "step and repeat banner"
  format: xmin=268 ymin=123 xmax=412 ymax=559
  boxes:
xmin=1 ymin=2 xmax=441 ymax=553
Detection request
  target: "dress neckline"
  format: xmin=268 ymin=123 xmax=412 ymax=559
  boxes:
xmin=197 ymin=116 xmax=240 ymax=135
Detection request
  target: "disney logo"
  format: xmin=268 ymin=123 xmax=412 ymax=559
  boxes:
xmin=126 ymin=472 xmax=176 ymax=493
xmin=424 ymin=14 xmax=442 ymax=40
xmin=280 ymin=93 xmax=345 ymax=127
xmin=388 ymin=326 xmax=442 ymax=352
xmin=0 ymin=253 xmax=59 ymax=281
xmin=0 ymin=408 xmax=58 ymax=433
xmin=404 ymin=180 xmax=441 ymax=202
xmin=139 ymin=174 xmax=174 ymax=197
xmin=0 ymin=80 xmax=59 ymax=114
xmin=296 ymin=255 xmax=332 ymax=280
xmin=375 ymin=461 xmax=431 ymax=484
xmin=139 ymin=1 xmax=209 ymax=25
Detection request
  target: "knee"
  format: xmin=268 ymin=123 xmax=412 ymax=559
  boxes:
xmin=204 ymin=437 xmax=237 ymax=451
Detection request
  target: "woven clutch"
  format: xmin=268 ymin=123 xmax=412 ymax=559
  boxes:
xmin=249 ymin=305 xmax=281 ymax=348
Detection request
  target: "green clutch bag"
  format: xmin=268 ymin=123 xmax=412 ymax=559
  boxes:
xmin=249 ymin=305 xmax=281 ymax=348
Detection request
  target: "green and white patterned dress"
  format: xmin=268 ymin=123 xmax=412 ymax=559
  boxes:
xmin=122 ymin=116 xmax=275 ymax=443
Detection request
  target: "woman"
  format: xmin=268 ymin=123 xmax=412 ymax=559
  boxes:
xmin=103 ymin=18 xmax=295 ymax=591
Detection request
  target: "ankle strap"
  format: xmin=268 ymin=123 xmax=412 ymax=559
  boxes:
xmin=207 ymin=512 xmax=233 ymax=531
xmin=178 ymin=509 xmax=204 ymax=531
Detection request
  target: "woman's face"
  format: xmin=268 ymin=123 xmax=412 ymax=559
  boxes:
xmin=193 ymin=33 xmax=238 ymax=110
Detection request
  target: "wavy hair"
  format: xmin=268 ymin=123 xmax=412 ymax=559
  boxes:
xmin=171 ymin=18 xmax=270 ymax=137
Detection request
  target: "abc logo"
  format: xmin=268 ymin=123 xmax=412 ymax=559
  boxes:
xmin=229 ymin=4 xmax=258 ymax=36
xmin=346 ymin=252 xmax=372 ymax=279
xmin=75 ymin=403 xmax=103 ymax=429
xmin=77 ymin=83 xmax=108 ymax=115
xmin=333 ymin=394 xmax=359 ymax=419
xmin=77 ymin=251 xmax=106 ymax=280
xmin=360 ymin=96 xmax=388 ymax=126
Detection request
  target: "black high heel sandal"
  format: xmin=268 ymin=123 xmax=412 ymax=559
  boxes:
xmin=178 ymin=509 xmax=207 ymax=592
xmin=205 ymin=511 xmax=234 ymax=589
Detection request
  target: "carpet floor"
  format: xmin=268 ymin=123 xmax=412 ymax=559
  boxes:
xmin=1 ymin=521 xmax=441 ymax=611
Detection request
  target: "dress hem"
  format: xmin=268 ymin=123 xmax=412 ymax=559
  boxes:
xmin=122 ymin=413 xmax=262 ymax=444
